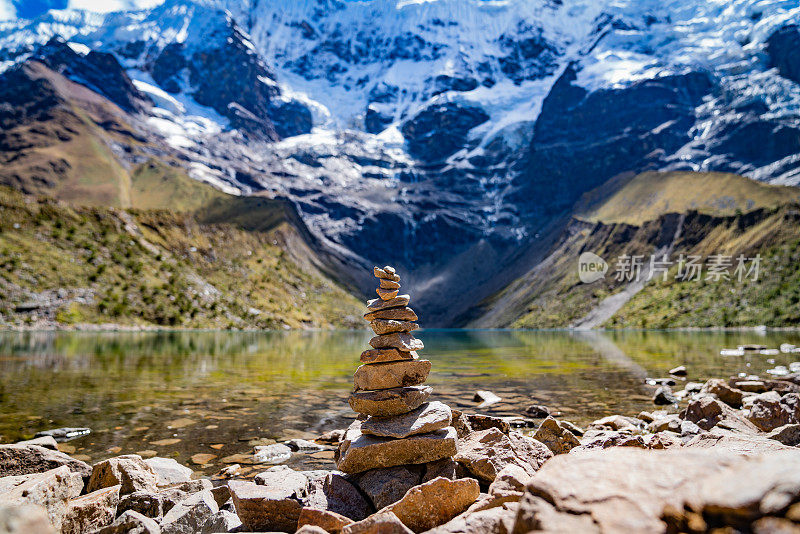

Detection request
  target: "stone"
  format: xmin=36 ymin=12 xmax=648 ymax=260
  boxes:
xmin=473 ymin=390 xmax=501 ymax=407
xmin=683 ymin=431 xmax=796 ymax=455
xmin=210 ymin=485 xmax=231 ymax=508
xmin=199 ymin=510 xmax=241 ymax=534
xmin=489 ymin=464 xmax=531 ymax=498
xmin=368 ymin=333 xmax=424 ymax=352
xmin=228 ymin=479 xmax=303 ymax=532
xmin=367 ymin=295 xmax=410 ymax=312
xmin=33 ymin=428 xmax=91 ymax=443
xmin=377 ymin=287 xmax=400 ymax=300
xmin=97 ymin=510 xmax=160 ymax=534
xmin=371 ymin=320 xmax=419 ymax=335
xmin=336 ymin=421 xmax=457 ymax=474
xmin=116 ymin=491 xmax=166 ymax=519
xmin=653 ymin=386 xmax=677 ymax=405
xmin=766 ymin=423 xmax=800 ymax=445
xmin=254 ymin=443 xmax=292 ymax=464
xmin=559 ymin=421 xmax=585 ymax=436
xmin=732 ymin=379 xmax=768 ymax=393
xmin=648 ymin=432 xmax=682 ymax=450
xmin=361 ymin=348 xmax=419 ymax=364
xmin=364 ymin=307 xmax=418 ymax=322
xmin=523 ymin=405 xmax=550 ymax=418
xmin=576 ymin=430 xmax=646 ymax=451
xmin=588 ymin=415 xmax=639 ymax=431
xmin=373 ymin=267 xmax=400 ymax=282
xmin=0 ymin=466 xmax=83 ymax=531
xmin=87 ymin=455 xmax=159 ymax=495
xmin=189 ymin=454 xmax=215 ymax=466
xmin=380 ymin=477 xmax=480 ymax=533
xmin=427 ymin=502 xmax=518 ymax=534
xmin=305 ymin=473 xmax=372 ymax=521
xmin=422 ymin=458 xmax=459 ymax=483
xmin=361 ymin=402 xmax=452 ymax=439
xmin=285 ymin=439 xmax=326 ymax=452
xmin=669 ymin=365 xmax=687 ymax=376
xmin=61 ymin=485 xmax=120 ymax=534
xmin=0 ymin=444 xmax=91 ymax=478
xmin=254 ymin=466 xmax=308 ymax=498
xmin=144 ymin=458 xmax=193 ymax=486
xmin=317 ymin=429 xmax=345 ymax=444
xmin=297 ymin=526 xmax=328 ymax=534
xmin=353 ymin=360 xmax=431 ymax=392
xmin=682 ymin=397 xmax=759 ymax=433
xmin=0 ymin=504 xmax=56 ymax=534
xmin=454 ymin=428 xmax=551 ymax=483
xmin=532 ymin=417 xmax=579 ymax=455
xmin=298 ymin=507 xmax=353 ymax=534
xmin=379 ymin=279 xmax=401 ymax=290
xmin=355 ymin=466 xmax=422 ymax=510
xmin=160 ymin=490 xmax=218 ymax=534
xmin=14 ymin=437 xmax=58 ymax=451
xmin=701 ymin=378 xmax=745 ymax=408
xmin=465 ymin=414 xmax=509 ymax=433
xmin=748 ymin=392 xmax=800 ymax=431
xmin=647 ymin=413 xmax=682 ymax=433
xmin=342 ymin=511 xmax=412 ymax=534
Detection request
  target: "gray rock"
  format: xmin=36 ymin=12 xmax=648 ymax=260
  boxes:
xmin=254 ymin=465 xmax=308 ymax=499
xmin=653 ymin=386 xmax=678 ymax=405
xmin=13 ymin=437 xmax=58 ymax=451
xmin=117 ymin=491 xmax=166 ymax=519
xmin=0 ymin=444 xmax=91 ymax=478
xmin=341 ymin=511 xmax=412 ymax=534
xmin=0 ymin=504 xmax=56 ymax=534
xmin=200 ymin=509 xmax=241 ymax=533
xmin=766 ymin=423 xmax=800 ymax=446
xmin=355 ymin=466 xmax=422 ymax=510
xmin=87 ymin=455 xmax=159 ymax=495
xmin=0 ymin=466 xmax=83 ymax=531
xmin=144 ymin=458 xmax=193 ymax=486
xmin=284 ymin=439 xmax=325 ymax=452
xmin=61 ymin=485 xmax=120 ymax=534
xmin=682 ymin=397 xmax=758 ymax=433
xmin=97 ymin=510 xmax=160 ymax=533
xmin=33 ymin=428 xmax=90 ymax=443
xmin=305 ymin=473 xmax=372 ymax=522
xmin=254 ymin=443 xmax=293 ymax=464
xmin=160 ymin=490 xmax=218 ymax=534
xmin=229 ymin=479 xmax=303 ymax=532
xmin=360 ymin=402 xmax=452 ymax=439
xmin=455 ymin=428 xmax=551 ymax=483
xmin=523 ymin=405 xmax=550 ymax=418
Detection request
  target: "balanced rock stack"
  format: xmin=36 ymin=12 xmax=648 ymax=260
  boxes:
xmin=335 ymin=266 xmax=457 ymax=474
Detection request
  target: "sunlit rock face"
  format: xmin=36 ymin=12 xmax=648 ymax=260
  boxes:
xmin=2 ymin=0 xmax=800 ymax=323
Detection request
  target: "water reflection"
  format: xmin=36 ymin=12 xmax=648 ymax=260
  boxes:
xmin=1 ymin=329 xmax=798 ymax=471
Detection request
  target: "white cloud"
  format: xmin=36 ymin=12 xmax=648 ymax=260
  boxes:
xmin=0 ymin=0 xmax=16 ymax=20
xmin=66 ymin=0 xmax=164 ymax=13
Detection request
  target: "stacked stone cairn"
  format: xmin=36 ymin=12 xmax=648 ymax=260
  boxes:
xmin=335 ymin=266 xmax=457 ymax=474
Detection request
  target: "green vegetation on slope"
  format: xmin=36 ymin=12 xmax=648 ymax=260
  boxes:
xmin=0 ymin=185 xmax=362 ymax=329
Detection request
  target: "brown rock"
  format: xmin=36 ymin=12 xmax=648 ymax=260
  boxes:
xmin=350 ymin=386 xmax=432 ymax=417
xmin=683 ymin=430 xmax=796 ymax=454
xmin=361 ymin=402 xmax=452 ymax=439
xmin=575 ymin=430 xmax=647 ymax=451
xmin=374 ymin=267 xmax=400 ymax=282
xmin=454 ymin=428 xmax=551 ymax=483
xmin=159 ymin=489 xmax=218 ymax=534
xmin=0 ymin=444 xmax=91 ymax=478
xmin=381 ymin=477 xmax=480 ymax=533
xmin=355 ymin=466 xmax=422 ymax=510
xmin=336 ymin=421 xmax=457 ymax=474
xmin=379 ymin=279 xmax=401 ymax=290
xmin=353 ymin=360 xmax=431 ymax=392
xmin=488 ymin=464 xmax=531 ymax=498
xmin=748 ymin=392 xmax=800 ymax=431
xmin=364 ymin=307 xmax=418 ymax=322
xmin=533 ymin=417 xmax=579 ymax=455
xmin=342 ymin=511 xmax=412 ymax=534
xmin=97 ymin=510 xmax=160 ymax=534
xmin=297 ymin=525 xmax=328 ymax=534
xmin=228 ymin=479 xmax=302 ymax=532
xmin=464 ymin=414 xmax=509 ymax=434
xmin=370 ymin=320 xmax=419 ymax=336
xmin=422 ymin=458 xmax=459 ymax=483
xmin=428 ymin=502 xmax=518 ymax=534
xmin=683 ymin=397 xmax=759 ymax=433
xmin=305 ymin=472 xmax=372 ymax=522
xmin=87 ymin=455 xmax=159 ymax=496
xmin=14 ymin=436 xmax=58 ymax=451
xmin=588 ymin=415 xmax=639 ymax=432
xmin=367 ymin=295 xmax=411 ymax=312
xmin=0 ymin=466 xmax=84 ymax=531
xmin=701 ymin=378 xmax=745 ymax=408
xmin=766 ymin=423 xmax=800 ymax=445
xmin=61 ymin=485 xmax=120 ymax=534
xmin=0 ymin=504 xmax=56 ymax=534
xmin=361 ymin=349 xmax=419 ymax=364
xmin=298 ymin=507 xmax=353 ymax=534
xmin=369 ymin=333 xmax=424 ymax=352
xmin=377 ymin=288 xmax=400 ymax=300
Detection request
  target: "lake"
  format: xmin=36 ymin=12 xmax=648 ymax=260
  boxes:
xmin=1 ymin=329 xmax=798 ymax=474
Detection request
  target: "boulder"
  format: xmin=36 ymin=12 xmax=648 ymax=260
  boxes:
xmin=87 ymin=455 xmax=159 ymax=495
xmin=199 ymin=509 xmax=241 ymax=534
xmin=576 ymin=430 xmax=646 ymax=451
xmin=748 ymin=392 xmax=800 ymax=431
xmin=341 ymin=511 xmax=412 ymax=534
xmin=97 ymin=510 xmax=160 ymax=533
xmin=380 ymin=477 xmax=480 ymax=533
xmin=361 ymin=349 xmax=419 ymax=364
xmin=305 ymin=472 xmax=372 ymax=521
xmin=61 ymin=485 xmax=120 ymax=534
xmin=368 ymin=333 xmax=424 ymax=352
xmin=254 ymin=465 xmax=308 ymax=499
xmin=353 ymin=360 xmax=431 ymax=391
xmin=682 ymin=397 xmax=759 ymax=433
xmin=684 ymin=430 xmax=797 ymax=455
xmin=355 ymin=466 xmax=422 ymax=510
xmin=0 ymin=504 xmax=56 ymax=534
xmin=298 ymin=507 xmax=353 ymax=534
xmin=349 ymin=386 xmax=432 ymax=417
xmin=254 ymin=443 xmax=292 ymax=464
xmin=13 ymin=437 xmax=58 ymax=451
xmin=766 ymin=423 xmax=800 ymax=446
xmin=364 ymin=307 xmax=418 ymax=322
xmin=653 ymin=386 xmax=678 ymax=405
xmin=532 ymin=417 xmax=579 ymax=455
xmin=454 ymin=428 xmax=551 ymax=483
xmin=488 ymin=465 xmax=531 ymax=499
xmin=371 ymin=320 xmax=419 ymax=335
xmin=0 ymin=466 xmax=83 ymax=530
xmin=361 ymin=402 xmax=452 ymax=439
xmin=427 ymin=501 xmax=518 ymax=534
xmin=464 ymin=414 xmax=509 ymax=434
xmin=159 ymin=490 xmax=218 ymax=534
xmin=701 ymin=379 xmax=745 ymax=408
xmin=336 ymin=421 xmax=457 ymax=474
xmin=228 ymin=479 xmax=303 ymax=532
xmin=588 ymin=415 xmax=639 ymax=432
xmin=143 ymin=458 xmax=193 ymax=486
xmin=116 ymin=491 xmax=166 ymax=519
xmin=422 ymin=458 xmax=459 ymax=483
xmin=647 ymin=414 xmax=682 ymax=433
xmin=297 ymin=525 xmax=328 ymax=533
xmin=0 ymin=444 xmax=91 ymax=478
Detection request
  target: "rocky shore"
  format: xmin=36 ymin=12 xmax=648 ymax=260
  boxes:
xmin=2 ymin=269 xmax=799 ymax=533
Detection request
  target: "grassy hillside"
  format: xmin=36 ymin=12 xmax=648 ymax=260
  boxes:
xmin=471 ymin=171 xmax=800 ymax=329
xmin=0 ymin=185 xmax=362 ymax=329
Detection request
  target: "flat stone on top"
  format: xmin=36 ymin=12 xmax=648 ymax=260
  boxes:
xmin=373 ymin=267 xmax=400 ymax=282
xmin=370 ymin=320 xmax=419 ymax=336
xmin=353 ymin=360 xmax=431 ymax=391
xmin=369 ymin=333 xmax=423 ymax=352
xmin=367 ymin=295 xmax=410 ymax=311
xmin=361 ymin=401 xmax=452 ymax=439
xmin=364 ymin=307 xmax=418 ymax=322
xmin=361 ymin=348 xmax=419 ymax=364
xmin=349 ymin=386 xmax=432 ymax=417
xmin=335 ymin=421 xmax=457 ymax=474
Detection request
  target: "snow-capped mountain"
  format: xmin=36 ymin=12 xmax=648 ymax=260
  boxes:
xmin=1 ymin=0 xmax=800 ymax=323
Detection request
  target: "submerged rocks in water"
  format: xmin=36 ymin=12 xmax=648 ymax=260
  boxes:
xmin=33 ymin=428 xmax=90 ymax=443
